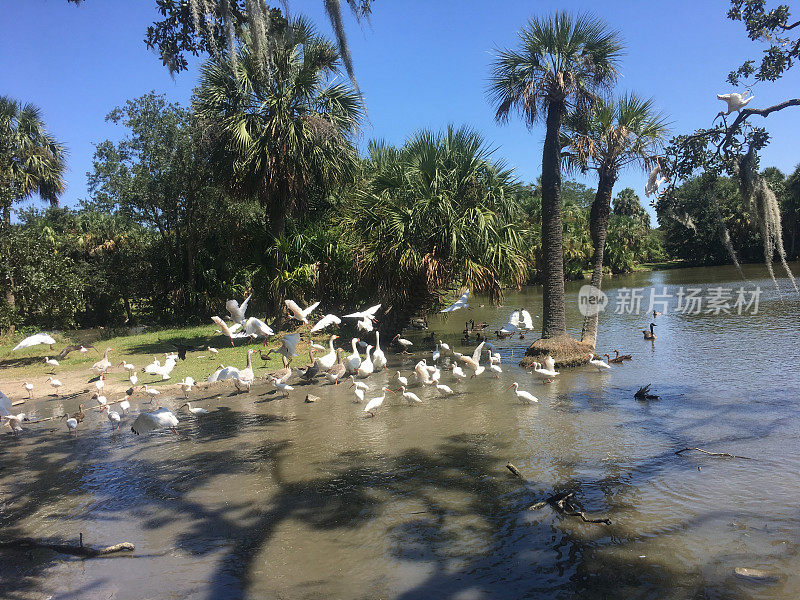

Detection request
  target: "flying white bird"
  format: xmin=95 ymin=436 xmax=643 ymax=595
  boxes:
xmin=244 ymin=317 xmax=274 ymax=341
xmin=717 ymin=92 xmax=753 ymax=115
xmin=343 ymin=304 xmax=382 ymax=331
xmin=226 ymin=294 xmax=252 ymax=324
xmin=521 ymin=310 xmax=534 ymax=331
xmin=270 ymin=333 xmax=301 ymax=360
xmin=364 ymin=386 xmax=394 ymax=416
xmin=441 ymin=290 xmax=469 ymax=313
xmin=211 ymin=315 xmax=249 ymax=346
xmin=285 ymin=299 xmax=321 ymax=324
xmin=131 ymin=407 xmax=179 ymax=435
xmin=310 ymin=313 xmax=341 ymax=333
xmin=12 ymin=332 xmax=56 ymax=351
xmin=507 ymin=382 xmax=539 ymax=404
xmin=459 ymin=341 xmax=486 ymax=378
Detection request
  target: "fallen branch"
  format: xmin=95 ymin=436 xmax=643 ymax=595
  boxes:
xmin=506 ymin=462 xmax=524 ymax=479
xmin=0 ymin=536 xmax=134 ymax=558
xmin=675 ymin=447 xmax=753 ymax=460
xmin=529 ymin=491 xmax=611 ymax=525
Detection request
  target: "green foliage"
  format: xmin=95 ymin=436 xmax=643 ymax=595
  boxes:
xmin=613 ymin=188 xmax=650 ymax=228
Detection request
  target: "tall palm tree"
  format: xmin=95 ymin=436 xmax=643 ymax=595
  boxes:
xmin=0 ymin=96 xmax=66 ymax=334
xmin=194 ymin=14 xmax=364 ymax=310
xmin=561 ymin=93 xmax=668 ymax=347
xmin=489 ymin=12 xmax=623 ymax=339
xmin=345 ymin=126 xmax=530 ymax=332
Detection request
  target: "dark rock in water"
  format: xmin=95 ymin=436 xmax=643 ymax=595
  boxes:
xmin=634 ymin=384 xmax=659 ymax=401
xmin=305 ymin=394 xmax=320 ymax=403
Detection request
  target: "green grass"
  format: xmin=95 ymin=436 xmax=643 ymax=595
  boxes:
xmin=0 ymin=323 xmax=324 ymax=390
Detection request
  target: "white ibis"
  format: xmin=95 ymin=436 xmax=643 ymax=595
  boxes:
xmin=531 ymin=361 xmax=559 ymax=383
xmin=44 ymin=357 xmax=59 ymax=372
xmin=395 ymin=371 xmax=408 ymax=387
xmin=119 ymin=397 xmax=131 ymax=415
xmin=310 ymin=313 xmax=342 ymax=333
xmin=178 ymin=377 xmax=195 ymax=398
xmin=717 ymin=92 xmax=753 ymax=115
xmin=101 ymin=405 xmax=121 ymax=429
xmin=392 ymin=334 xmax=413 ymax=354
xmin=92 ymin=393 xmax=108 ymax=408
xmin=129 ymin=371 xmax=138 ymax=386
xmin=131 ymin=407 xmax=179 ymax=435
xmin=436 ymin=384 xmax=454 ymax=396
xmin=46 ymin=377 xmax=62 ymax=396
xmin=507 ymin=382 xmax=539 ymax=404
xmin=22 ymin=382 xmax=34 ymax=398
xmin=271 ymin=378 xmax=293 ymax=397
xmin=142 ymin=385 xmax=161 ymax=401
xmin=440 ymin=290 xmax=469 ymax=312
xmin=439 ymin=340 xmax=450 ymax=352
xmin=349 ymin=375 xmax=368 ymax=391
xmin=398 ymin=386 xmax=422 ymax=405
xmin=285 ymin=299 xmax=321 ymax=324
xmin=364 ymin=387 xmax=394 ymax=416
xmin=181 ymin=402 xmax=209 ymax=415
xmin=226 ymin=294 xmax=252 ymax=324
xmin=12 ymin=333 xmax=56 ymax=351
xmin=95 ymin=373 xmax=105 ymax=392
xmin=353 ymin=387 xmax=365 ymax=403
xmin=61 ymin=413 xmax=78 ymax=435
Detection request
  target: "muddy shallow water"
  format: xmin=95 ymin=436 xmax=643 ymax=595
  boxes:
xmin=2 ymin=264 xmax=800 ymax=599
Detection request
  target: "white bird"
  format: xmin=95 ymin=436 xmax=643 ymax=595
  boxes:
xmin=12 ymin=332 xmax=57 ymax=351
xmin=357 ymin=345 xmax=375 ymax=377
xmin=144 ymin=356 xmax=161 ymax=375
xmin=507 ymin=382 xmax=539 ymax=404
xmin=178 ymin=377 xmax=195 ymax=398
xmin=181 ymin=402 xmax=209 ymax=415
xmin=459 ymin=341 xmax=486 ymax=378
xmin=92 ymin=393 xmax=108 ymax=407
xmin=129 ymin=370 xmax=139 ymax=386
xmin=0 ymin=390 xmax=12 ymax=417
xmin=269 ymin=333 xmax=301 ymax=361
xmin=355 ymin=316 xmax=375 ymax=332
xmin=119 ymin=360 xmax=137 ymax=373
xmin=451 ymin=364 xmax=466 ymax=380
xmin=392 ymin=334 xmax=413 ymax=354
xmin=207 ymin=364 xmax=227 ymax=383
xmin=44 ymin=357 xmax=59 ymax=371
xmin=645 ymin=165 xmax=668 ymax=197
xmin=285 ymin=299 xmax=321 ymax=324
xmin=141 ymin=385 xmax=161 ymax=399
xmin=22 ymin=382 xmax=34 ymax=398
xmin=226 ymin=294 xmax=252 ymax=324
xmin=544 ymin=355 xmax=556 ymax=373
xmin=131 ymin=407 xmax=179 ymax=435
xmin=310 ymin=313 xmax=341 ymax=333
xmin=119 ymin=397 xmax=131 ymax=414
xmin=343 ymin=304 xmax=382 ymax=326
xmin=91 ymin=348 xmax=113 ymax=373
xmin=432 ymin=345 xmax=441 ymax=363
xmin=349 ymin=375 xmax=369 ymax=391
xmin=353 ymin=388 xmax=365 ymax=403
xmin=521 ymin=310 xmax=534 ymax=331
xmin=508 ymin=310 xmax=521 ymax=327
xmin=45 ymin=377 xmax=62 ymax=395
xmin=101 ymin=405 xmax=121 ymax=429
xmin=414 ymin=360 xmax=433 ymax=385
xmin=345 ymin=338 xmax=362 ymax=374
xmin=429 ymin=367 xmax=441 ymax=384
xmin=61 ymin=413 xmax=78 ymax=435
xmin=216 ymin=365 xmax=242 ymax=381
xmin=587 ymin=354 xmax=612 ymax=372
xmin=95 ymin=373 xmax=105 ymax=392
xmin=440 ymin=290 xmax=469 ymax=313
xmin=3 ymin=413 xmax=25 ymax=435
xmin=372 ymin=331 xmax=387 ymax=371
xmin=439 ymin=340 xmax=450 ymax=352
xmin=398 ymin=386 xmax=422 ymax=405
xmin=531 ymin=361 xmax=559 ymax=383
xmin=235 ymin=378 xmax=252 ymax=393
xmin=244 ymin=317 xmax=274 ymax=342
xmin=436 ymin=384 xmax=454 ymax=396
xmin=237 ymin=350 xmax=255 ymax=383
xmin=717 ymin=92 xmax=753 ymax=115
xmin=489 ymin=363 xmax=503 ymax=378
xmin=318 ymin=335 xmax=339 ymax=370
xmin=395 ymin=371 xmax=408 ymax=387
xmin=364 ymin=386 xmax=394 ymax=416
xmin=207 ymin=346 xmax=219 ymax=355
xmin=211 ymin=315 xmax=248 ymax=346
xmin=271 ymin=378 xmax=294 ymax=397
xmin=155 ymin=355 xmax=177 ymax=380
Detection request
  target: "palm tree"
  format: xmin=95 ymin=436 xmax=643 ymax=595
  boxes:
xmin=345 ymin=126 xmax=530 ymax=332
xmin=194 ymin=14 xmax=364 ymax=310
xmin=0 ymin=96 xmax=66 ymax=334
xmin=561 ymin=93 xmax=668 ymax=347
xmin=489 ymin=12 xmax=623 ymax=340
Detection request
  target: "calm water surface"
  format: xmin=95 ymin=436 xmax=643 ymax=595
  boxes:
xmin=2 ymin=264 xmax=800 ymax=599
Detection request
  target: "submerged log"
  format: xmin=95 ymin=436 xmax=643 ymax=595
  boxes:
xmin=0 ymin=537 xmax=134 ymax=558
xmin=529 ymin=491 xmax=612 ymax=525
xmin=675 ymin=447 xmax=753 ymax=460
xmin=634 ymin=384 xmax=659 ymax=401
xmin=506 ymin=462 xmax=524 ymax=479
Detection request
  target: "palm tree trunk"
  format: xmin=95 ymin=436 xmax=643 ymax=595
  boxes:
xmin=581 ymin=169 xmax=617 ymax=348
xmin=2 ymin=203 xmax=14 ymax=336
xmin=266 ymin=191 xmax=288 ymax=324
xmin=540 ymin=100 xmax=566 ymax=338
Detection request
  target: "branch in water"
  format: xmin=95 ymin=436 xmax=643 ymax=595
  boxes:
xmin=0 ymin=538 xmax=135 ymax=558
xmin=675 ymin=447 xmax=753 ymax=460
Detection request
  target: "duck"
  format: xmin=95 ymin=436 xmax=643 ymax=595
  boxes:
xmin=298 ymin=349 xmax=320 ymax=381
xmin=318 ymin=335 xmax=339 ymax=370
xmin=237 ymin=349 xmax=256 ymax=383
xmin=372 ymin=332 xmax=387 ymax=371
xmin=643 ymin=323 xmax=657 ymax=340
xmin=606 ymin=352 xmax=624 ymax=365
xmin=345 ymin=338 xmax=362 ymax=374
xmin=74 ymin=403 xmax=86 ymax=423
xmin=130 ymin=407 xmax=179 ymax=435
xmin=270 ymin=355 xmax=292 ymax=384
xmin=614 ymin=349 xmax=632 ymax=361
xmin=357 ymin=345 xmax=375 ymax=378
xmin=91 ymin=348 xmax=113 ymax=373
xmin=326 ymin=348 xmax=347 ymax=385
xmin=395 ymin=371 xmax=408 ymax=387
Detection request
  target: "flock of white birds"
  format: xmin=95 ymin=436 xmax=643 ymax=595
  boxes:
xmin=1 ymin=288 xmax=629 ymax=437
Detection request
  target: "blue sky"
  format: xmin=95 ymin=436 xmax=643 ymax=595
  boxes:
xmin=2 ymin=0 xmax=799 ymax=223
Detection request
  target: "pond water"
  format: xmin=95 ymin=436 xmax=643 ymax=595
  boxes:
xmin=2 ymin=264 xmax=800 ymax=599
